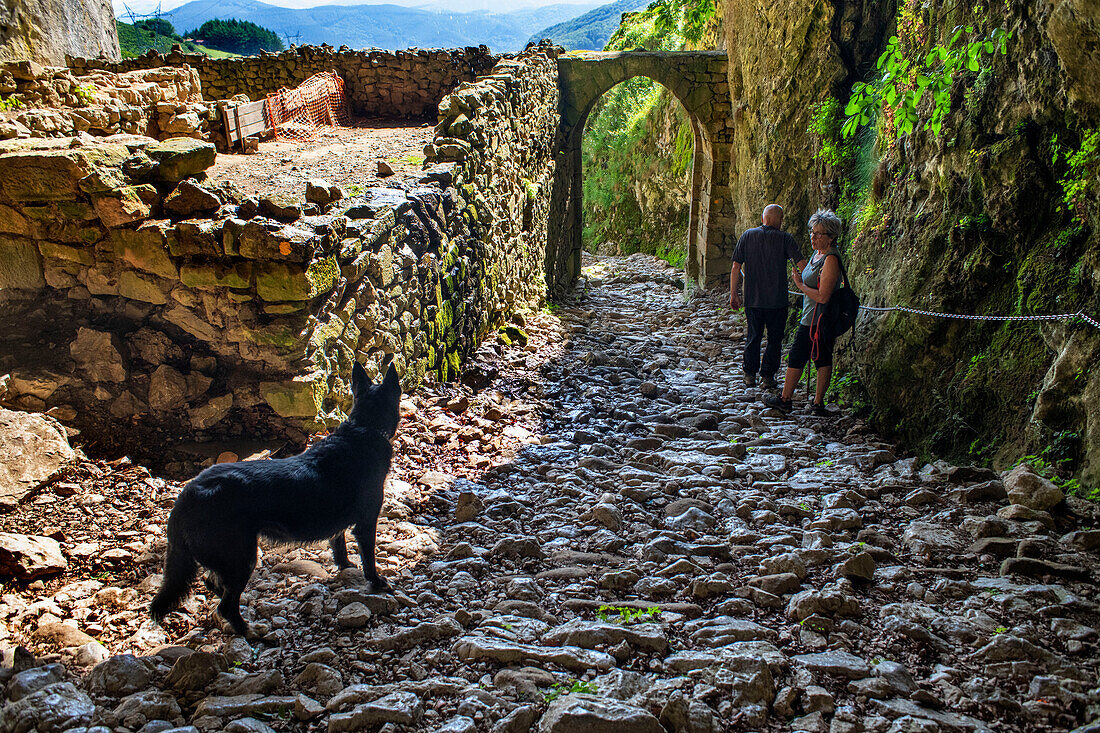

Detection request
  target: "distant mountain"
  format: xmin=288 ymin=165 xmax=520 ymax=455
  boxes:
xmin=528 ymin=0 xmax=648 ymax=50
xmin=154 ymin=0 xmax=601 ymax=53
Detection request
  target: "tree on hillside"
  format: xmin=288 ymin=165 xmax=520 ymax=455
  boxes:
xmin=134 ymin=18 xmax=178 ymax=38
xmin=187 ymin=19 xmax=284 ymax=55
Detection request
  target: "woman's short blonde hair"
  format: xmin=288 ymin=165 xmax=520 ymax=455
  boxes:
xmin=808 ymin=209 xmax=843 ymax=241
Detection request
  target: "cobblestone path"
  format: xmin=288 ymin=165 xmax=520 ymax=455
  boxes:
xmin=3 ymin=254 xmax=1098 ymax=733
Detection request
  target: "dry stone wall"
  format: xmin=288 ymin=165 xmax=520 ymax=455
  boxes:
xmin=68 ymin=46 xmax=501 ymax=119
xmin=0 ymin=63 xmax=209 ymax=141
xmin=0 ymin=46 xmax=561 ymax=465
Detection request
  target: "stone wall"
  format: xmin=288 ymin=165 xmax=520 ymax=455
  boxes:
xmin=0 ymin=63 xmax=209 ymax=141
xmin=0 ymin=0 xmax=119 ymax=66
xmin=426 ymin=42 xmax=565 ymax=299
xmin=67 ymin=45 xmax=501 ymax=118
xmin=0 ymin=47 xmax=560 ymax=465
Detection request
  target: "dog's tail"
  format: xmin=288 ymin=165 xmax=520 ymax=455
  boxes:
xmin=149 ymin=520 xmax=198 ymax=624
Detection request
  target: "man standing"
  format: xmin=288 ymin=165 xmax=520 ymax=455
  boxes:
xmin=729 ymin=204 xmax=806 ymax=388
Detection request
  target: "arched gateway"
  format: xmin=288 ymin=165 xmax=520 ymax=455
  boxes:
xmin=547 ymin=51 xmax=735 ymax=294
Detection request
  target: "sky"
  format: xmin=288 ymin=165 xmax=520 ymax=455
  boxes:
xmin=113 ymin=0 xmax=596 ymax=16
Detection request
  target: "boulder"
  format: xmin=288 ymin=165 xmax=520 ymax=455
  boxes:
xmin=538 ymin=694 xmax=664 ymax=733
xmin=0 ymin=682 xmax=95 ymax=733
xmin=0 ymin=409 xmax=75 ymax=508
xmin=1002 ymin=465 xmax=1064 ymax=511
xmin=70 ymin=327 xmax=127 ymax=382
xmin=0 ymin=533 xmax=67 ymax=580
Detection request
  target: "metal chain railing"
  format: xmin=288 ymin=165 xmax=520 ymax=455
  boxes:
xmin=785 ymin=291 xmax=1100 ymax=331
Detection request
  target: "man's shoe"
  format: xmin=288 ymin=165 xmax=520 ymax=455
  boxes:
xmin=809 ymin=401 xmax=829 ymax=417
xmin=743 ymin=373 xmax=756 ymax=387
xmin=760 ymin=375 xmax=777 ymax=389
xmin=762 ymin=393 xmax=793 ymax=412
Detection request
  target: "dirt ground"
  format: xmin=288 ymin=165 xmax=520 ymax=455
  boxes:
xmin=208 ymin=118 xmax=436 ymax=200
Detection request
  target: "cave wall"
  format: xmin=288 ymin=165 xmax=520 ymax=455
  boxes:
xmin=0 ymin=0 xmax=120 ymax=65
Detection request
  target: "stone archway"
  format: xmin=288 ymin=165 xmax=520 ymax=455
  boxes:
xmin=548 ymin=51 xmax=733 ymax=295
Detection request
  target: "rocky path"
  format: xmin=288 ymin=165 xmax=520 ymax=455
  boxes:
xmin=3 ymin=253 xmax=1100 ymax=733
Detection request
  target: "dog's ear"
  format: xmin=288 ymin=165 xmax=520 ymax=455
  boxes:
xmin=382 ymin=363 xmax=400 ymax=395
xmin=352 ymin=361 xmax=371 ymax=395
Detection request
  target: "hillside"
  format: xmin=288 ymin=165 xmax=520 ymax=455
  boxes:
xmin=528 ymin=0 xmax=648 ymax=50
xmin=156 ymin=0 xmax=601 ymax=52
xmin=116 ymin=19 xmax=237 ymax=57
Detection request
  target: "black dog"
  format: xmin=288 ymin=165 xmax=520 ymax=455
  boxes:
xmin=150 ymin=362 xmax=400 ymax=636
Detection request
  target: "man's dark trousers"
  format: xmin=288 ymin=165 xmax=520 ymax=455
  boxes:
xmin=744 ymin=307 xmax=786 ymax=378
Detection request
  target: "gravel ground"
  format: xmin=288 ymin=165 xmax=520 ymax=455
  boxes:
xmin=208 ymin=119 xmax=436 ymax=200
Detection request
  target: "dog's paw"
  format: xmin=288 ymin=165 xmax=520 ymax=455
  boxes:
xmin=368 ymin=576 xmax=394 ymax=595
xmin=220 ymin=619 xmax=253 ymax=638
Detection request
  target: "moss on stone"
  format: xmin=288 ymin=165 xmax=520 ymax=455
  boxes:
xmin=255 ymin=255 xmax=339 ymax=302
xmin=117 ymin=270 xmax=168 ymax=304
xmin=260 ymin=372 xmax=327 ymax=419
xmin=180 ymin=262 xmax=252 ymax=290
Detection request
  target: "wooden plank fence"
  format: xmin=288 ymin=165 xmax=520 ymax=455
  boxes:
xmin=222 ymin=100 xmax=268 ymax=149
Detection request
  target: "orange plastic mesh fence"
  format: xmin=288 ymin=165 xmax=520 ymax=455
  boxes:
xmin=263 ymin=71 xmax=349 ymax=141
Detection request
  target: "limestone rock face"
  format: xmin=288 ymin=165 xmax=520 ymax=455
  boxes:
xmin=0 ymin=0 xmax=119 ymax=65
xmin=721 ymin=0 xmax=885 ymax=244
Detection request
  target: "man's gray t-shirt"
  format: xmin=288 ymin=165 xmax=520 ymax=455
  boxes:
xmin=732 ymin=225 xmax=804 ymax=310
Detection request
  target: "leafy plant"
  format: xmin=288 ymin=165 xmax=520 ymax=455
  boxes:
xmin=1056 ymin=129 xmax=1099 ymax=223
xmin=807 ymin=98 xmax=854 ymax=169
xmin=543 ymin=678 xmax=598 ymax=702
xmin=596 ymin=605 xmax=661 ymax=624
xmin=74 ymin=84 xmax=97 ymax=107
xmin=0 ymin=94 xmax=25 ymax=111
xmin=652 ymin=0 xmax=716 ymax=43
xmin=843 ymin=23 xmax=1010 ymax=139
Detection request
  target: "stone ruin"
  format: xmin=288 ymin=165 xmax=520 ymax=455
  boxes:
xmin=0 ymin=61 xmax=209 ymax=142
xmin=0 ymin=43 xmax=564 ymax=469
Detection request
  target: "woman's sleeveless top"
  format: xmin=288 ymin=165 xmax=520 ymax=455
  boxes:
xmin=800 ymin=246 xmax=840 ymax=326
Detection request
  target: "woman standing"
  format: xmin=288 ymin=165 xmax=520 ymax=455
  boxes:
xmin=762 ymin=209 xmax=844 ymax=415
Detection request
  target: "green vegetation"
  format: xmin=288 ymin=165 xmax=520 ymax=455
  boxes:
xmin=1012 ymin=431 xmax=1090 ymax=498
xmin=0 ymin=95 xmax=25 ymax=111
xmin=1052 ymin=129 xmax=1100 ymax=226
xmin=117 ymin=20 xmax=238 ymax=58
xmin=596 ymin=604 xmax=661 ymax=624
xmin=806 ymin=97 xmax=878 ymax=234
xmin=186 ymin=19 xmax=284 ymax=56
xmin=582 ymin=0 xmax=714 ymax=269
xmin=74 ymin=84 xmax=97 ymax=107
xmin=134 ymin=18 xmax=177 ymax=37
xmin=542 ymin=678 xmax=598 ymax=702
xmin=842 ymin=6 xmax=1010 ymax=139
xmin=652 ymin=0 xmax=716 ymax=43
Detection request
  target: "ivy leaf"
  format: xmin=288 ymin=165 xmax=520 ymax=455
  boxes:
xmin=967 ymin=57 xmax=980 ymax=72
